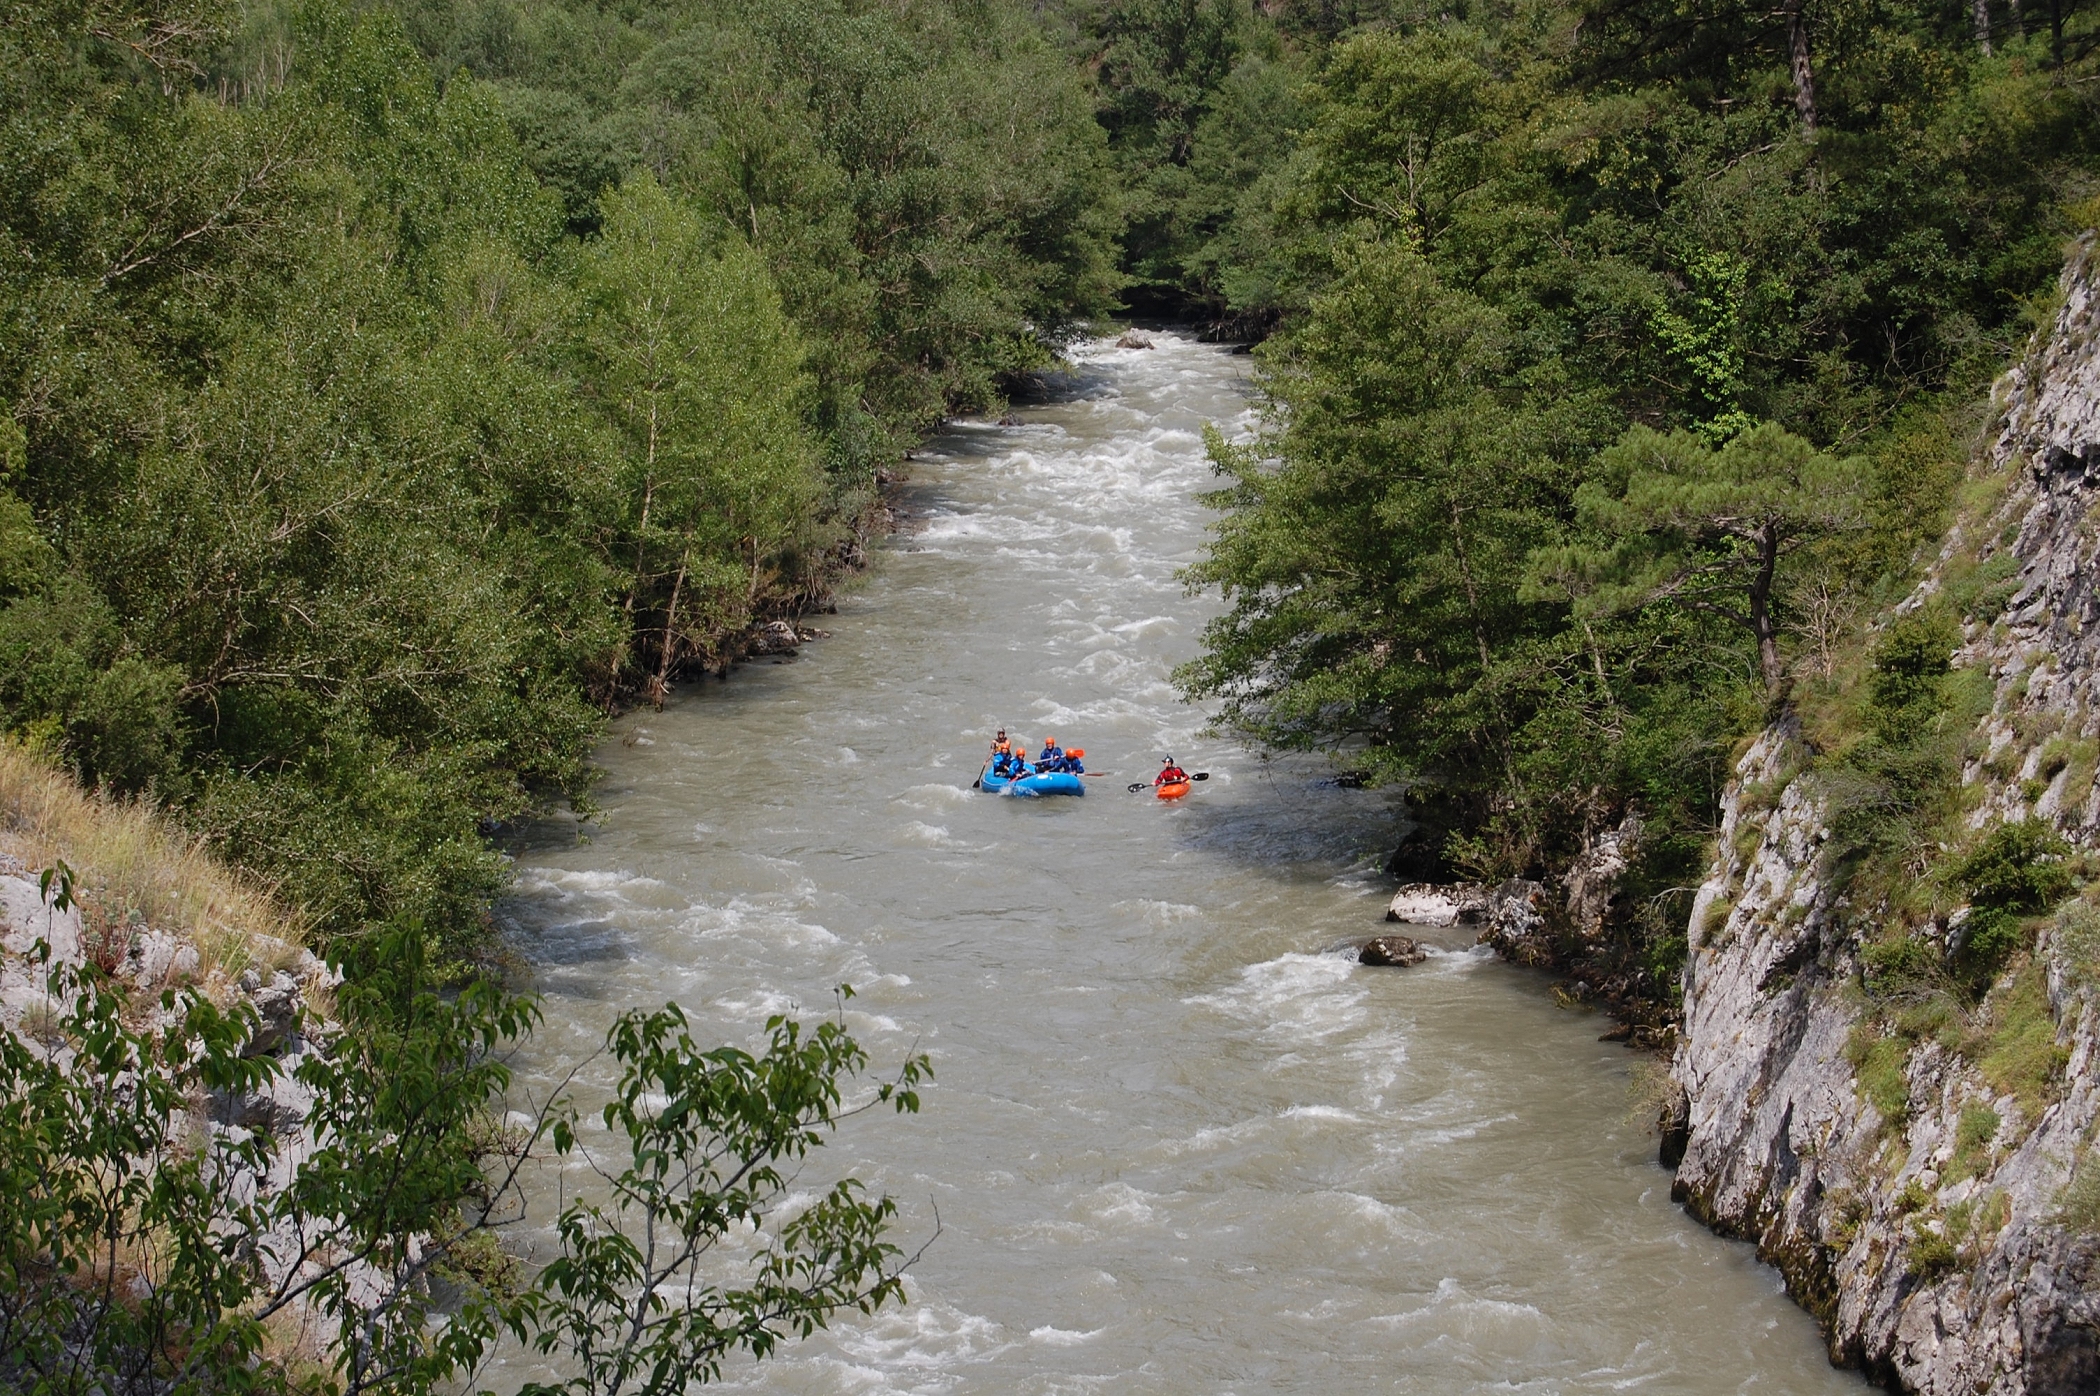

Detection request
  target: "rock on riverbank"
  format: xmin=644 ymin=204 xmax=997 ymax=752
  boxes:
xmin=1384 ymin=882 xmax=1489 ymax=925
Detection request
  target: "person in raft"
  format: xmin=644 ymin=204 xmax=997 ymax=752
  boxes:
xmin=993 ymin=742 xmax=1028 ymax=779
xmin=1036 ymin=738 xmax=1084 ymax=774
xmin=1155 ymin=756 xmax=1188 ymax=787
xmin=990 ymin=729 xmax=1012 ymax=757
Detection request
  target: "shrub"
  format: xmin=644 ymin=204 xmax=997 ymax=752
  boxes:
xmin=1954 ymin=820 xmax=2073 ymax=916
xmin=1867 ymin=612 xmax=1958 ymax=737
xmin=1950 ymin=820 xmax=2073 ymax=986
xmin=1947 ymin=1104 xmax=2001 ymax=1183
xmin=0 ymin=931 xmax=931 ymax=1395
xmin=2061 ymin=1146 xmax=2100 ymax=1232
xmin=1908 ymin=1221 xmax=1959 ymax=1279
xmin=1862 ymin=933 xmax=1940 ymax=994
xmin=1975 ymin=962 xmax=2069 ymax=1116
xmin=1844 ymin=1025 xmax=1913 ymax=1124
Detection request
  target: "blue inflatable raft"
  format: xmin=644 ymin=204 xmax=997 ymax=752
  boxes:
xmin=979 ymin=763 xmax=1085 ymax=797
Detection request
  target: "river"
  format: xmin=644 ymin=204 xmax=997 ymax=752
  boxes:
xmin=495 ymin=333 xmax=1867 ymax=1394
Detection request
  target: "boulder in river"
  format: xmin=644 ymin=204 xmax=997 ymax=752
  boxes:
xmin=1115 ymin=330 xmax=1154 ymax=349
xmin=1358 ymin=935 xmax=1427 ymax=967
xmin=748 ymin=619 xmax=800 ymax=654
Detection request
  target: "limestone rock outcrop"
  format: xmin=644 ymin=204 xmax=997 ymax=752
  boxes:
xmin=1669 ymin=239 xmax=2100 ymax=1395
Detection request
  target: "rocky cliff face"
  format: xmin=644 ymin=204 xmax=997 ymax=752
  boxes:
xmin=1668 ymin=241 xmax=2100 ymax=1395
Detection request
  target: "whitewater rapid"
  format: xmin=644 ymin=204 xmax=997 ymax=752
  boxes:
xmin=492 ymin=334 xmax=1864 ymax=1393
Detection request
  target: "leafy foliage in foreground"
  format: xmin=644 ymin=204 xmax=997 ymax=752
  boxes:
xmin=0 ymin=927 xmax=927 ymax=1396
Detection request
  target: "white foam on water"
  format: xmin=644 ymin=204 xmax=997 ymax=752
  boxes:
xmin=1367 ymin=1111 xmax=1525 ymax=1161
xmin=1081 ymin=1182 xmax=1163 ymax=1228
xmin=1111 ymin=899 xmax=1203 ymax=927
xmin=1186 ymin=953 xmax=1369 ymax=1044
xmin=1323 ymin=1189 xmax=1428 ymax=1237
xmin=894 ymin=784 xmax=975 ymax=810
xmin=491 ymin=330 xmax=1868 ymax=1396
xmin=683 ymin=898 xmax=841 ymax=949
xmin=515 ymin=866 xmax=667 ymax=899
xmin=1369 ymin=1276 xmax=1554 ymax=1361
xmin=825 ymin=1285 xmax=1015 ymax=1370
xmin=710 ymin=987 xmax=802 ymax=1022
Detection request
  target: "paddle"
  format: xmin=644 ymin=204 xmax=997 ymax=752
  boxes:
xmin=972 ymin=757 xmax=990 ymax=790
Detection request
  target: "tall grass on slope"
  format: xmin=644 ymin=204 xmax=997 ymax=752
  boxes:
xmin=0 ymin=741 xmax=303 ymax=983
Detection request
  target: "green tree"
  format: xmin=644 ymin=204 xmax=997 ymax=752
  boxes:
xmin=1533 ymin=423 xmax=1870 ymax=689
xmin=1177 ymin=238 xmax=1601 ymax=802
xmin=578 ymin=175 xmax=828 ymax=703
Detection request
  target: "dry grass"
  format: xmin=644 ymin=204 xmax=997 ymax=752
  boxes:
xmin=0 ymin=740 xmax=303 ymax=982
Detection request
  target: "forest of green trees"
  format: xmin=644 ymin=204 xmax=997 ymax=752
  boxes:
xmin=6 ymin=0 xmax=2100 ymax=1384
xmin=7 ymin=0 xmax=2097 ymax=974
xmin=1150 ymin=0 xmax=2100 ymax=1005
xmin=2 ymin=0 xmax=1122 ymax=963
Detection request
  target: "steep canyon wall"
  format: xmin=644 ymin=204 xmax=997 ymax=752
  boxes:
xmin=1668 ymin=239 xmax=2100 ymax=1395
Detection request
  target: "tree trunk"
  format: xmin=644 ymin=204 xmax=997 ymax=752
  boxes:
xmin=2050 ymin=0 xmax=2064 ymax=64
xmin=1974 ymin=0 xmax=1993 ymax=53
xmin=2009 ymin=0 xmax=2024 ymax=40
xmin=651 ymin=547 xmax=690 ymax=711
xmin=1784 ymin=0 xmax=1818 ymax=137
xmin=1750 ymin=523 xmax=1784 ymax=689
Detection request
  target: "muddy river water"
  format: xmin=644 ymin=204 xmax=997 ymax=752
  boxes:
xmin=494 ymin=334 xmax=1867 ymax=1394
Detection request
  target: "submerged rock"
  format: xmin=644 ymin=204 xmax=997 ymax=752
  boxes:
xmin=1115 ymin=330 xmax=1154 ymax=349
xmin=1359 ymin=935 xmax=1427 ymax=967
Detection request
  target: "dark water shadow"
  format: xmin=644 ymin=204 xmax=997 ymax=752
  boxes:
xmin=1003 ymin=358 xmax=1119 ymax=407
xmin=1159 ymin=750 xmax=1411 ymax=887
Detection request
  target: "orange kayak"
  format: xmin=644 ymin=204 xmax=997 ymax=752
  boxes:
xmin=1156 ymin=778 xmax=1191 ymax=800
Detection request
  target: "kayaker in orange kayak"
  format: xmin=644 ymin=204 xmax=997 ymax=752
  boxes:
xmin=1155 ymin=756 xmax=1188 ymax=787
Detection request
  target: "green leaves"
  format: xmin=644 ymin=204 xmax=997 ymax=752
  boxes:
xmin=578 ymin=174 xmax=829 ymax=690
xmin=1 ymin=0 xmax=1128 ymax=962
xmin=1537 ymin=423 xmax=1870 ymax=687
xmin=0 ymin=932 xmax=930 ymax=1395
xmin=515 ymin=999 xmax=929 ymax=1395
